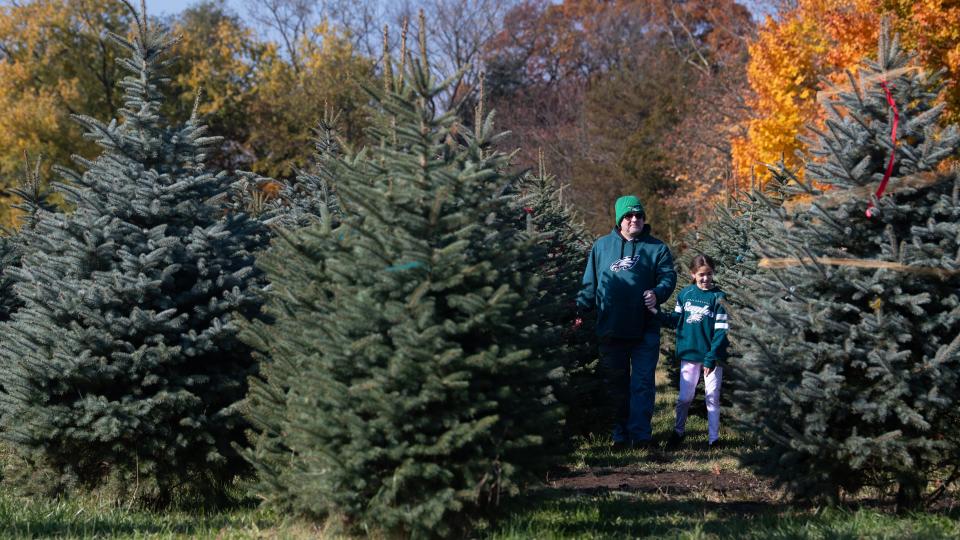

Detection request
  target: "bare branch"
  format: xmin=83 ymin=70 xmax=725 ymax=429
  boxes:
xmin=244 ymin=0 xmax=315 ymax=73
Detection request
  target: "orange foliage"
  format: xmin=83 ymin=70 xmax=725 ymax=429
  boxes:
xmin=258 ymin=179 xmax=284 ymax=200
xmin=733 ymin=0 xmax=960 ymax=186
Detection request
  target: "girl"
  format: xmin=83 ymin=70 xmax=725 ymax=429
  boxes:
xmin=659 ymin=254 xmax=728 ymax=449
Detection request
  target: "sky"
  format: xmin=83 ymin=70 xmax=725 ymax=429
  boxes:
xmin=145 ymin=0 xmax=241 ymax=18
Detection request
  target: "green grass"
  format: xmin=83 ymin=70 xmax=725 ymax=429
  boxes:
xmin=0 ymin=364 xmax=958 ymax=538
xmin=0 ymin=495 xmax=317 ymax=539
xmin=490 ymin=495 xmax=960 ymax=539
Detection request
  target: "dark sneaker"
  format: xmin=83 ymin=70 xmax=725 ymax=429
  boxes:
xmin=666 ymin=431 xmax=685 ymax=450
xmin=611 ymin=440 xmax=629 ymax=452
xmin=708 ymin=439 xmax=722 ymax=451
xmin=630 ymin=439 xmax=654 ymax=451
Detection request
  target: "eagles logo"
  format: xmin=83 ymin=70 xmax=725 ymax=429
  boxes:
xmin=683 ymin=301 xmax=714 ymax=323
xmin=610 ymin=256 xmax=639 ymax=272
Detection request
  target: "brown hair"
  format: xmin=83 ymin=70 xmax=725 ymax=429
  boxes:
xmin=690 ymin=254 xmax=716 ymax=273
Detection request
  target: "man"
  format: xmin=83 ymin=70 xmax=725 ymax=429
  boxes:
xmin=576 ymin=195 xmax=676 ymax=450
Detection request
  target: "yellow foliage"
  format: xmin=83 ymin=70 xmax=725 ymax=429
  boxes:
xmin=245 ymin=21 xmax=375 ymax=178
xmin=0 ymin=0 xmax=378 ymax=226
xmin=0 ymin=0 xmax=132 ymax=227
xmin=170 ymin=11 xmax=262 ymax=121
xmin=733 ymin=0 xmax=960 ymax=186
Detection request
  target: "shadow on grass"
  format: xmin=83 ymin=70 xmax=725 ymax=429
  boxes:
xmin=492 ymin=487 xmax=960 ymax=539
xmin=572 ymin=432 xmax=757 ymax=469
xmin=492 ymin=488 xmax=786 ymax=538
xmin=0 ymin=514 xmax=222 ymax=538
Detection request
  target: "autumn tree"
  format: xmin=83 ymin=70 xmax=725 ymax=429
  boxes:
xmin=389 ymin=0 xmax=519 ymax=114
xmin=0 ymin=0 xmax=377 ymax=222
xmin=243 ymin=21 xmax=375 ymax=178
xmin=485 ymin=0 xmax=755 ymax=236
xmin=0 ymin=0 xmax=134 ymax=226
xmin=166 ymin=0 xmax=267 ymax=170
xmin=243 ymin=0 xmax=313 ymax=72
xmin=575 ymin=46 xmax=693 ymax=240
xmin=485 ymin=1 xmax=674 ymax=233
xmin=732 ymin=0 xmax=960 ymax=187
xmin=658 ymin=0 xmax=757 ymax=226
xmin=172 ymin=0 xmax=377 ymax=178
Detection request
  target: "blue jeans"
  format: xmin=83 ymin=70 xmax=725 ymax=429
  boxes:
xmin=599 ymin=331 xmax=660 ymax=443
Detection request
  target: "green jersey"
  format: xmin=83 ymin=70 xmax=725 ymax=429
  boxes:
xmin=659 ymin=284 xmax=729 ymax=369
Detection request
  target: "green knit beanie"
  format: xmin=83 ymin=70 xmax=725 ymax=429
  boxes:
xmin=614 ymin=195 xmax=645 ymax=225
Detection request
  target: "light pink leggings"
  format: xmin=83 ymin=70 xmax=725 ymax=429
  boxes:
xmin=675 ymin=361 xmax=723 ymax=443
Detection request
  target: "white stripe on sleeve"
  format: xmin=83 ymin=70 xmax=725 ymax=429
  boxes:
xmin=715 ymin=322 xmax=729 ymax=329
xmin=716 ymin=314 xmax=728 ymax=321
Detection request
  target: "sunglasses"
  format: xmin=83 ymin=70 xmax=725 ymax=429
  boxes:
xmin=622 ymin=213 xmax=645 ymax=221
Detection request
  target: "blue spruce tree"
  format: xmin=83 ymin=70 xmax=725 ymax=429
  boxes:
xmin=0 ymin=11 xmax=267 ymax=503
xmin=732 ymin=24 xmax=960 ymax=509
xmin=0 ymin=155 xmax=57 ymax=322
xmin=0 ymin=235 xmax=17 ymax=322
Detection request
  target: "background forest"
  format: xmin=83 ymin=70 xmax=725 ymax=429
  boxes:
xmin=10 ymin=0 xmax=958 ymax=242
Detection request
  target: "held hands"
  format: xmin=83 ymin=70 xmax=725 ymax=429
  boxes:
xmin=703 ymin=366 xmax=714 ymax=377
xmin=576 ymin=291 xmax=657 ymax=329
xmin=643 ymin=290 xmax=657 ymax=314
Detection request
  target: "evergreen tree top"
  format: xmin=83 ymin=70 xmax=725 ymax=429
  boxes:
xmin=50 ymin=7 xmax=233 ymax=231
xmin=801 ymin=19 xmax=958 ymax=196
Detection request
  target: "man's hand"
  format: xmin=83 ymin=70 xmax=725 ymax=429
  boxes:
xmin=643 ymin=289 xmax=657 ymax=313
xmin=573 ymin=317 xmax=583 ymax=330
xmin=704 ymin=366 xmax=714 ymax=377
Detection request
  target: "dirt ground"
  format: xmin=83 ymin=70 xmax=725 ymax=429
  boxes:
xmin=547 ymin=463 xmax=960 ymax=513
xmin=549 ymin=466 xmax=767 ymax=498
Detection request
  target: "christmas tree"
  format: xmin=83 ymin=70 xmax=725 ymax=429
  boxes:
xmin=0 ymin=235 xmax=18 ymax=322
xmin=732 ymin=23 xmax=960 ymax=508
xmin=231 ymin=110 xmax=343 ymax=230
xmin=0 ymin=11 xmax=267 ymax=503
xmin=0 ymin=155 xmax=58 ymax=322
xmin=512 ymin=153 xmax=600 ymax=437
xmin=687 ymin=161 xmax=794 ymax=298
xmin=675 ymin=168 xmax=791 ymax=405
xmin=241 ymin=22 xmax=565 ymax=536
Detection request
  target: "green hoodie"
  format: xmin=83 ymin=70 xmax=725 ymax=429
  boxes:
xmin=577 ymin=225 xmax=677 ymax=339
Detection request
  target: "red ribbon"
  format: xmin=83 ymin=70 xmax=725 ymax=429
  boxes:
xmin=522 ymin=207 xmax=534 ymax=215
xmin=866 ymin=81 xmax=900 ymax=218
